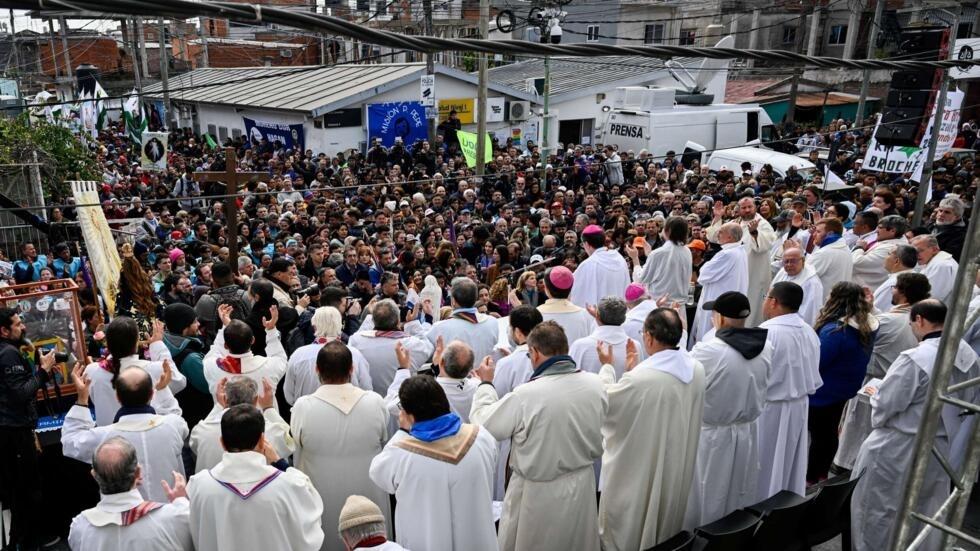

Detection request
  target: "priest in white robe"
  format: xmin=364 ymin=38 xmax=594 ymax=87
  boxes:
xmin=370 ymin=375 xmax=498 ymax=551
xmin=188 ymin=404 xmax=325 ymax=551
xmin=850 ymin=214 xmax=908 ymax=290
xmin=770 ymin=248 xmax=824 ymax=326
xmin=284 ymin=307 xmax=372 ymax=404
xmin=851 ymin=299 xmax=978 ymax=551
xmin=834 ymin=272 xmax=924 ymax=471
xmin=757 ymin=282 xmax=822 ymax=499
xmin=538 ymin=266 xmax=596 ymax=344
xmin=291 ymin=341 xmax=390 ymax=551
xmin=569 ymin=297 xmax=641 ymax=381
xmin=692 ymin=223 xmax=748 ymax=346
xmin=203 ymin=306 xmax=287 ymax=413
xmin=623 ymin=284 xmax=659 ymax=345
xmin=597 ymin=308 xmax=705 ymax=551
xmin=569 ymin=224 xmax=631 ymax=308
xmin=707 ymin=197 xmax=776 ymax=327
xmin=68 ymin=437 xmax=192 ymax=551
xmin=807 ymin=218 xmax=853 ymax=301
xmin=627 ymin=217 xmax=692 ymax=302
xmin=347 ymin=299 xmax=434 ymax=395
xmin=871 ymin=244 xmax=919 ymax=313
xmin=62 ymin=366 xmax=189 ymax=504
xmin=385 ymin=340 xmax=480 ymax=422
xmin=911 ymin=235 xmax=959 ymax=303
xmin=84 ymin=319 xmax=185 ymax=426
xmin=471 ymin=321 xmax=607 ymax=551
xmin=421 ymin=278 xmax=500 ymax=363
xmin=769 ymin=211 xmax=810 ymax=276
xmin=686 ymin=291 xmax=770 ymax=528
xmin=189 ymin=376 xmax=293 ymax=473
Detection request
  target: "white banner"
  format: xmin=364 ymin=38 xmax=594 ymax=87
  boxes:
xmin=420 ymin=74 xmax=435 ymax=107
xmin=486 ymin=97 xmax=505 ymax=122
xmin=952 ymin=38 xmax=980 ymax=80
xmin=70 ymin=181 xmax=121 ymax=315
xmin=861 ymin=89 xmax=963 ymax=178
xmin=141 ymin=131 xmax=168 ymax=171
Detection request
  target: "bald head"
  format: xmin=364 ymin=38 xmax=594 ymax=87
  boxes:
xmin=718 ymin=222 xmax=743 ymax=245
xmin=115 ymin=367 xmax=153 ymax=408
xmin=782 ymin=247 xmax=805 ymax=276
xmin=92 ymin=437 xmax=140 ymax=494
xmin=441 ymin=340 xmax=475 ymax=379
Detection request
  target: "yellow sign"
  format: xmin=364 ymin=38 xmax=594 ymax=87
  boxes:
xmin=438 ymin=98 xmax=475 ymax=124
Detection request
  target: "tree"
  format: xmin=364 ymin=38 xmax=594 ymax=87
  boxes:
xmin=0 ymin=114 xmax=100 ymax=200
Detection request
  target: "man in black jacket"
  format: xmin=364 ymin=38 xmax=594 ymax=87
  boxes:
xmin=0 ymin=307 xmax=59 ymax=551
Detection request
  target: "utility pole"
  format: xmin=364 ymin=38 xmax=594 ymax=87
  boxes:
xmin=123 ymin=18 xmax=142 ymax=95
xmin=58 ymin=16 xmax=71 ymax=79
xmin=423 ymin=0 xmax=436 ymax=140
xmin=475 ymin=0 xmax=488 ymax=176
xmin=46 ymin=19 xmax=59 ymax=79
xmin=159 ymin=18 xmax=171 ymax=129
xmin=540 ymin=55 xmax=550 ymax=184
xmin=855 ymin=0 xmax=884 ymax=124
xmin=786 ymin=11 xmax=806 ymax=125
xmin=807 ymin=4 xmax=822 ymax=56
xmin=8 ymin=10 xmax=20 ymax=97
xmin=842 ymin=0 xmax=861 ymax=60
xmin=199 ymin=16 xmax=210 ymax=68
xmin=746 ymin=8 xmax=761 ymax=68
xmin=910 ymin=13 xmax=957 ymax=229
xmin=136 ymin=17 xmax=149 ymax=78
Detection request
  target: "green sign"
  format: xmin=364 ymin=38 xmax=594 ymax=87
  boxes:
xmin=457 ymin=130 xmax=493 ymax=168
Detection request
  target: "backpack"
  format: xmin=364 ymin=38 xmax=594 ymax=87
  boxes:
xmin=203 ymin=287 xmax=252 ymax=340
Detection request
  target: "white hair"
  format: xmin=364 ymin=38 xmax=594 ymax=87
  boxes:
xmin=311 ymin=306 xmax=342 ymax=338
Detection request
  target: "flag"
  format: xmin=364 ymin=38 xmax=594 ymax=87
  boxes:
xmin=94 ymin=81 xmax=108 ymax=130
xmin=79 ymin=90 xmax=98 ymax=138
xmin=122 ymin=90 xmax=147 ymax=145
xmin=204 ymin=133 xmax=217 ymax=149
xmin=823 ymin=165 xmax=850 ymax=192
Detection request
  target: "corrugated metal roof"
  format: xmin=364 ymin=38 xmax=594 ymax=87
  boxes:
xmin=144 ymin=63 xmax=426 ymax=114
xmin=486 ymin=56 xmax=700 ymax=99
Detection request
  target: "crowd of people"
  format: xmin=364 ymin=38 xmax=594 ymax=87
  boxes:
xmin=0 ymin=111 xmax=979 ymax=551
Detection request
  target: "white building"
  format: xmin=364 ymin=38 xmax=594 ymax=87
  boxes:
xmin=143 ymin=62 xmax=539 ymax=155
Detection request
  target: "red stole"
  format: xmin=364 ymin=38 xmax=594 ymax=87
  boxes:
xmin=121 ymin=501 xmax=163 ymax=526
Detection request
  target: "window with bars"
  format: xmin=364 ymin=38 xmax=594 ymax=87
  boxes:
xmin=644 ymin=24 xmax=665 ymax=44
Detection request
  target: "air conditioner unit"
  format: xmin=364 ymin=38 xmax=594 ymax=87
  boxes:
xmin=280 ymin=49 xmax=294 ymax=58
xmin=509 ymin=101 xmax=531 ymax=121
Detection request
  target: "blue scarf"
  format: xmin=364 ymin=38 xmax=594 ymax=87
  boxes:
xmin=821 ymin=232 xmax=843 ymax=246
xmin=410 ymin=412 xmax=461 ymax=442
xmin=114 ymin=405 xmax=156 ymax=424
xmin=530 ymin=354 xmax=577 ymax=380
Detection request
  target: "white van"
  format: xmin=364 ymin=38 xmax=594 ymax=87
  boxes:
xmin=704 ymin=146 xmax=817 ymax=179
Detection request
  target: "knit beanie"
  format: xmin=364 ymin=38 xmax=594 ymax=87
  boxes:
xmin=164 ymin=303 xmax=197 ymax=334
xmin=338 ymin=495 xmax=385 ymax=532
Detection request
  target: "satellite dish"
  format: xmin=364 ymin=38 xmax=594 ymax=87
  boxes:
xmin=666 ymin=35 xmax=734 ymax=95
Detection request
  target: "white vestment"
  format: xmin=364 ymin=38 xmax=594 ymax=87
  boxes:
xmin=369 ymin=426 xmax=498 ymax=551
xmin=203 ymin=327 xmax=288 ymax=413
xmin=292 ymin=384 xmax=390 ymax=551
xmin=692 ymin=243 xmax=748 ymax=345
xmin=851 ymin=337 xmax=978 ymax=551
xmin=770 ymin=230 xmax=811 ymax=276
xmin=188 ymin=451 xmax=325 ymax=551
xmin=471 ymin=369 xmax=608 ymax=551
xmin=569 ymin=325 xmax=640 ymax=382
xmin=385 ymin=368 xmax=480 ymax=423
xmin=284 ymin=340 xmax=372 ymax=404
xmin=423 ymin=311 xmax=500 ymax=363
xmin=84 ymin=341 xmax=186 ymax=426
xmin=756 ymin=314 xmax=822 ymax=499
xmin=68 ymin=489 xmax=192 ymax=551
xmin=61 ymin=406 xmax=188 ymax=503
xmin=771 ymin=266 xmax=824 ymax=326
xmin=538 ymin=298 xmax=596 ymax=344
xmin=347 ymin=330 xmax=434 ymax=395
xmin=872 ymin=269 xmax=914 ymax=313
xmin=489 ymin=343 xmax=534 ymax=500
xmin=633 ymin=240 xmax=692 ymax=302
xmin=833 ymin=306 xmax=917 ymax=470
xmin=570 ymin=248 xmax=631 ymax=308
xmin=808 ymin=238 xmax=853 ymax=301
xmin=189 ymin=407 xmax=294 ymax=473
xmin=708 ymin=215 xmax=776 ymax=326
xmin=598 ymin=349 xmax=705 ymax=551
xmin=917 ymin=250 xmax=959 ymax=303
xmin=623 ymin=299 xmax=658 ymax=345
xmin=686 ymin=331 xmax=771 ymax=528
xmin=851 ymin=237 xmax=906 ymax=290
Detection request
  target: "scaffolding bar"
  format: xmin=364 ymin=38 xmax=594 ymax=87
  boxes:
xmin=946 ymin=374 xmax=980 ymax=394
xmin=928 ymin=446 xmax=960 ymax=488
xmin=908 ymin=512 xmax=980 ymax=548
xmin=937 ymin=394 xmax=980 ymax=414
xmin=907 ymin=488 xmax=960 ymax=550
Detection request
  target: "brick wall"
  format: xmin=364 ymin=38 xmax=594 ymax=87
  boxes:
xmin=36 ymin=36 xmax=125 ymax=77
xmin=179 ymin=38 xmax=319 ymax=68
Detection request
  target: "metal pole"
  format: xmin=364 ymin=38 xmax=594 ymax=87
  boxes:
xmin=540 ymin=54 xmax=550 ymax=185
xmin=842 ymin=0 xmax=861 ymax=60
xmin=46 ymin=19 xmax=58 ymax=79
xmin=423 ymin=0 xmax=436 ymax=141
xmin=912 ymin=13 xmax=957 ymax=228
xmin=475 ymin=0 xmax=488 ymax=176
xmin=943 ymin=412 xmax=980 ymax=548
xmin=786 ymin=68 xmax=800 ymax=124
xmin=8 ymin=10 xmax=19 ymax=97
xmin=855 ymin=0 xmax=885 ymax=124
xmin=807 ymin=5 xmax=822 ymax=57
xmin=57 ymin=16 xmax=71 ymax=79
xmin=159 ymin=18 xmax=171 ymax=129
xmin=199 ymin=16 xmax=210 ymax=68
xmin=136 ymin=17 xmax=149 ymax=78
xmin=891 ymin=199 xmax=980 ymax=550
xmin=123 ymin=18 xmax=142 ymax=96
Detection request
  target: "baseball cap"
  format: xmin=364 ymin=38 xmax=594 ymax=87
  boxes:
xmin=687 ymin=239 xmax=706 ymax=251
xmin=702 ymin=291 xmax=751 ymax=319
xmin=529 ymin=254 xmax=545 ymax=264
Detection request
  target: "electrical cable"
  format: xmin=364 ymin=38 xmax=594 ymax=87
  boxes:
xmin=1 ymin=0 xmax=977 ymax=71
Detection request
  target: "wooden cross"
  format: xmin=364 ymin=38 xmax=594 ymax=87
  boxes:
xmin=191 ymin=146 xmax=270 ymax=273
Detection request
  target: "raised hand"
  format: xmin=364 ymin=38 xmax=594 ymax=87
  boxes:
xmin=473 ymin=355 xmax=495 ymax=383
xmin=156 ymin=359 xmax=173 ymax=391
xmin=625 ymin=339 xmax=640 ymax=372
xmin=262 ymin=305 xmax=279 ymax=331
xmin=215 ymin=377 xmax=229 ymax=408
xmin=71 ymin=364 xmax=91 ymax=403
xmin=218 ymin=304 xmax=234 ymax=327
xmin=596 ymin=341 xmax=614 ymax=366
xmin=149 ymin=319 xmax=165 ymax=343
xmin=258 ymin=378 xmax=275 ymax=410
xmin=394 ymin=341 xmax=411 ymax=369
xmin=161 ymin=472 xmax=188 ymax=502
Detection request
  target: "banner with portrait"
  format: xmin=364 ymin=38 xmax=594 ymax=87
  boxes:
xmin=140 ymin=131 xmax=168 ymax=171
xmin=366 ymin=102 xmax=428 ymax=148
xmin=243 ymin=117 xmax=306 ymax=151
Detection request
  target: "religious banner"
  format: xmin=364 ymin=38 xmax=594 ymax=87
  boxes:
xmin=141 ymin=131 xmax=168 ymax=171
xmin=70 ymin=181 xmax=121 ymax=314
xmin=366 ymin=102 xmax=428 ymax=148
xmin=243 ymin=117 xmax=306 ymax=151
xmin=457 ymin=130 xmax=493 ymax=167
xmin=861 ymin=89 xmax=963 ymax=178
xmin=438 ymin=98 xmax=476 ymax=124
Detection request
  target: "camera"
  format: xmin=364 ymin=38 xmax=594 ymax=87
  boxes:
xmin=296 ymin=285 xmax=320 ymax=298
